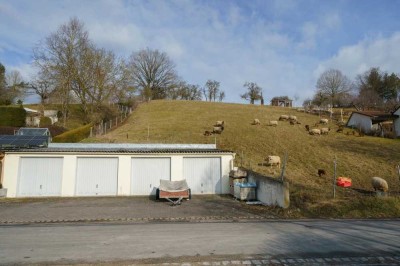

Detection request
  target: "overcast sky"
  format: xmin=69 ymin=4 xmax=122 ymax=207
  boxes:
xmin=1 ymin=0 xmax=400 ymax=105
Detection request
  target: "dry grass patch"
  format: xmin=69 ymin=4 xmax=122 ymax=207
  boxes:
xmin=85 ymin=100 xmax=400 ymax=217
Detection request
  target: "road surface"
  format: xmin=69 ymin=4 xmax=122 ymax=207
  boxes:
xmin=0 ymin=220 xmax=399 ymax=265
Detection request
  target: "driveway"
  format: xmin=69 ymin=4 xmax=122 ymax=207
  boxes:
xmin=0 ymin=195 xmax=277 ymax=224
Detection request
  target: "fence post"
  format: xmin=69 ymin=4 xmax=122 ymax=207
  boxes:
xmin=90 ymin=127 xmax=93 ymax=137
xmin=333 ymin=156 xmax=337 ymax=198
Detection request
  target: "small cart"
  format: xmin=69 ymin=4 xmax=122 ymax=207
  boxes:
xmin=156 ymin=179 xmax=191 ymax=206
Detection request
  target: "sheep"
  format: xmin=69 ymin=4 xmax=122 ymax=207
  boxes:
xmin=305 ymin=125 xmax=310 ymax=131
xmin=279 ymin=115 xmax=289 ymax=121
xmin=212 ymin=126 xmax=223 ymax=134
xmin=269 ymin=120 xmax=278 ymax=126
xmin=288 ymin=115 xmax=297 ymax=122
xmin=371 ymin=176 xmax=388 ymax=192
xmin=320 ymin=118 xmax=329 ymax=124
xmin=252 ymin=119 xmax=261 ymax=125
xmin=215 ymin=120 xmax=225 ymax=127
xmin=318 ymin=169 xmax=326 ymax=177
xmin=203 ymin=130 xmax=213 ymax=136
xmin=309 ymin=128 xmax=321 ymax=135
xmin=321 ymin=127 xmax=331 ymax=135
xmin=265 ymin=155 xmax=281 ymax=168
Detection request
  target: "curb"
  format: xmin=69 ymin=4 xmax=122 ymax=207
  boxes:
xmin=0 ymin=215 xmax=273 ymax=225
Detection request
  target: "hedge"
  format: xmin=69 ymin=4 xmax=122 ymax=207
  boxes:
xmin=52 ymin=124 xmax=92 ymax=143
xmin=0 ymin=106 xmax=26 ymax=126
xmin=39 ymin=116 xmax=52 ymax=127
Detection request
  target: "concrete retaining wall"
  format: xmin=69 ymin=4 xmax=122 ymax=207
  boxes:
xmin=246 ymin=169 xmax=290 ymax=208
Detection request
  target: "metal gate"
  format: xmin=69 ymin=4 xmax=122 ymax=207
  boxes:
xmin=75 ymin=157 xmax=118 ymax=196
xmin=131 ymin=158 xmax=171 ymax=195
xmin=183 ymin=157 xmax=221 ymax=194
xmin=18 ymin=157 xmax=63 ymax=197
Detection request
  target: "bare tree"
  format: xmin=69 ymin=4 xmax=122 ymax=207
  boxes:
xmin=128 ymin=48 xmax=178 ymax=100
xmin=241 ymin=82 xmax=262 ymax=104
xmin=218 ymin=91 xmax=225 ymax=102
xmin=205 ymin=80 xmax=220 ymax=102
xmin=316 ymin=69 xmax=351 ymax=107
xmin=5 ymin=70 xmax=26 ymax=103
xmin=33 ymin=17 xmax=91 ymax=126
xmin=29 ymin=70 xmax=55 ymax=115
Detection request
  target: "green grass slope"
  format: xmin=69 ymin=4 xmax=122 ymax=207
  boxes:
xmin=87 ymin=100 xmax=400 ymax=217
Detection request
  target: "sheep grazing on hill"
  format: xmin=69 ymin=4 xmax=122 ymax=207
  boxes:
xmin=320 ymin=118 xmax=329 ymax=124
xmin=252 ymin=119 xmax=261 ymax=125
xmin=203 ymin=130 xmax=213 ymax=136
xmin=318 ymin=169 xmax=326 ymax=177
xmin=213 ymin=126 xmax=224 ymax=134
xmin=371 ymin=176 xmax=389 ymax=192
xmin=305 ymin=125 xmax=310 ymax=131
xmin=309 ymin=128 xmax=321 ymax=135
xmin=265 ymin=155 xmax=281 ymax=168
xmin=269 ymin=120 xmax=278 ymax=126
xmin=279 ymin=115 xmax=289 ymax=121
xmin=215 ymin=120 xmax=225 ymax=127
xmin=288 ymin=115 xmax=297 ymax=122
xmin=321 ymin=127 xmax=331 ymax=135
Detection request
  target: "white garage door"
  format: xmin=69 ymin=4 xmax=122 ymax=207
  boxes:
xmin=18 ymin=157 xmax=63 ymax=197
xmin=76 ymin=157 xmax=118 ymax=196
xmin=183 ymin=157 xmax=221 ymax=194
xmin=131 ymin=158 xmax=171 ymax=195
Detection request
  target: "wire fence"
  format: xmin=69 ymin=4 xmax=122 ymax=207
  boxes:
xmin=89 ymin=105 xmax=133 ymax=137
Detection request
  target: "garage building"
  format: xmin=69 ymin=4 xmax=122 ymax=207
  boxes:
xmin=1 ymin=143 xmax=235 ymax=198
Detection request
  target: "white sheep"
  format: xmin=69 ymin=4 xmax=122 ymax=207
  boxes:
xmin=213 ymin=126 xmax=223 ymax=134
xmin=289 ymin=115 xmax=297 ymax=121
xmin=279 ymin=115 xmax=289 ymax=121
xmin=269 ymin=120 xmax=278 ymax=126
xmin=265 ymin=155 xmax=281 ymax=168
xmin=371 ymin=177 xmax=388 ymax=192
xmin=309 ymin=128 xmax=321 ymax=135
xmin=320 ymin=118 xmax=329 ymax=124
xmin=252 ymin=119 xmax=261 ymax=125
xmin=215 ymin=120 xmax=225 ymax=127
xmin=321 ymin=127 xmax=331 ymax=135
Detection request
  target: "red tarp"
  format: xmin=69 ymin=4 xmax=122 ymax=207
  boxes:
xmin=336 ymin=177 xmax=352 ymax=187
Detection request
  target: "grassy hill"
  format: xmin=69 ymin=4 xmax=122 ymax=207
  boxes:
xmin=86 ymin=100 xmax=400 ymax=218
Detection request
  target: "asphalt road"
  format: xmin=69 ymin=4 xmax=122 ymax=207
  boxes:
xmin=0 ymin=220 xmax=400 ymax=265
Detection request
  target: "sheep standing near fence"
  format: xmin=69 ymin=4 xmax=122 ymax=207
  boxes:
xmin=371 ymin=176 xmax=389 ymax=193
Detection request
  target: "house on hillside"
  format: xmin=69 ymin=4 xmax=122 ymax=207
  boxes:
xmin=346 ymin=110 xmax=400 ymax=137
xmin=270 ymin=96 xmax=293 ymax=107
xmin=24 ymin=108 xmax=58 ymax=127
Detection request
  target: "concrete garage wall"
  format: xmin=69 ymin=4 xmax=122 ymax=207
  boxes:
xmin=2 ymin=152 xmax=235 ymax=198
xmin=246 ymin=170 xmax=290 ymax=208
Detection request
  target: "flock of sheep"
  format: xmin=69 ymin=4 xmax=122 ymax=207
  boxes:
xmin=202 ymin=115 xmax=397 ymax=195
xmin=203 ymin=120 xmax=225 ymax=136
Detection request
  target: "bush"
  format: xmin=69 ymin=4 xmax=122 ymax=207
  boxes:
xmin=39 ymin=116 xmax=52 ymax=127
xmin=52 ymin=124 xmax=92 ymax=143
xmin=0 ymin=106 xmax=26 ymax=126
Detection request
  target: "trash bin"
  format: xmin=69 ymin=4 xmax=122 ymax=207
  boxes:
xmin=234 ymin=182 xmax=256 ymax=201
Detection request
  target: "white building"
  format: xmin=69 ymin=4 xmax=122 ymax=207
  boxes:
xmin=346 ymin=111 xmax=399 ymax=136
xmin=0 ymin=143 xmax=235 ymax=198
xmin=24 ymin=108 xmax=58 ymax=127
